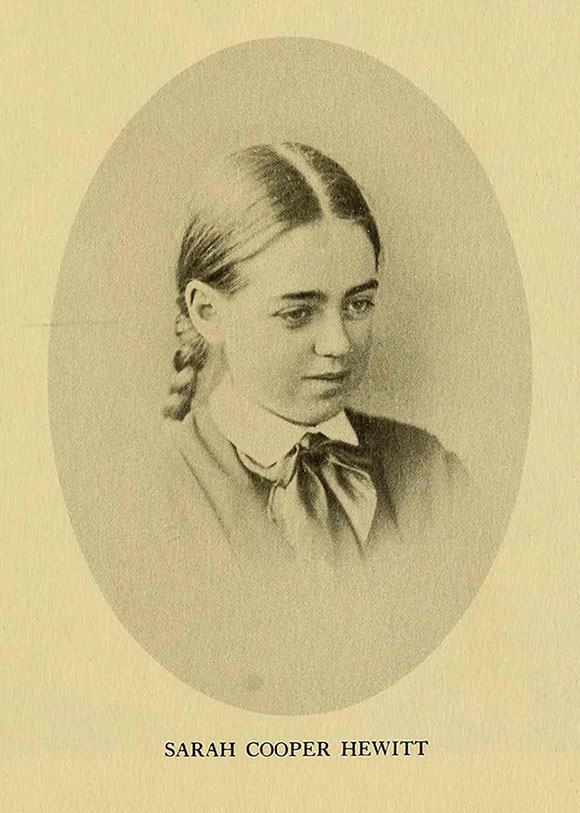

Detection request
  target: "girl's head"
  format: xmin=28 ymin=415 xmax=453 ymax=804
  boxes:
xmin=169 ymin=143 xmax=381 ymax=425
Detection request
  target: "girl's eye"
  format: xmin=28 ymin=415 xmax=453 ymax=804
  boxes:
xmin=276 ymin=306 xmax=314 ymax=327
xmin=344 ymin=298 xmax=375 ymax=319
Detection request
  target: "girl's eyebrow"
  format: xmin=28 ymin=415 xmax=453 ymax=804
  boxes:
xmin=276 ymin=279 xmax=379 ymax=302
xmin=278 ymin=290 xmax=323 ymax=301
xmin=345 ymin=279 xmax=379 ymax=297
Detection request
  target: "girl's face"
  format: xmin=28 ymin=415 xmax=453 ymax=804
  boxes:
xmin=217 ymin=219 xmax=378 ymax=425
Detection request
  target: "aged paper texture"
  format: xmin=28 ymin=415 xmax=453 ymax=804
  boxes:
xmin=2 ymin=1 xmax=578 ymax=809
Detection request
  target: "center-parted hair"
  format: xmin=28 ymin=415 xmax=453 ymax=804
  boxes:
xmin=165 ymin=143 xmax=381 ymax=419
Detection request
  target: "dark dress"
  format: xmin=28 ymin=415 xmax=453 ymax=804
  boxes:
xmin=155 ymin=401 xmax=470 ymax=572
xmin=97 ymin=400 xmax=483 ymax=713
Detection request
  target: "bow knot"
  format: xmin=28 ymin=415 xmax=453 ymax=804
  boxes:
xmin=275 ymin=432 xmax=372 ymax=487
xmin=237 ymin=431 xmax=377 ymax=564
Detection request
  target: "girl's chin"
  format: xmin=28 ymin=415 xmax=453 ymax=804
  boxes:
xmin=271 ymin=399 xmax=347 ymax=427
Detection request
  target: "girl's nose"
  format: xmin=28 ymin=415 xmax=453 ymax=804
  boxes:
xmin=314 ymin=312 xmax=352 ymax=357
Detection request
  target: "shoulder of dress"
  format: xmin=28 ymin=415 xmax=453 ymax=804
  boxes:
xmin=346 ymin=409 xmax=437 ymax=451
xmin=346 ymin=408 xmax=468 ymax=478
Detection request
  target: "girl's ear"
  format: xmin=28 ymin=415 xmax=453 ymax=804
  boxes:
xmin=184 ymin=280 xmax=225 ymax=345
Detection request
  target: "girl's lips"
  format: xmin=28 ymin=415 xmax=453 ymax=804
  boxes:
xmin=304 ymin=371 xmax=349 ymax=381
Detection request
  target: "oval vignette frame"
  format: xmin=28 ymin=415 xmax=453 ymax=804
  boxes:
xmin=48 ymin=37 xmax=531 ymax=715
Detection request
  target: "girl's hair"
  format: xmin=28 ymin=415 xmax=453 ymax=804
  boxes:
xmin=163 ymin=142 xmax=381 ymax=419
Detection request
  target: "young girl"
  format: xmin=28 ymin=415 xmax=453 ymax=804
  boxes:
xmin=103 ymin=142 xmax=482 ymax=712
xmin=157 ymin=142 xmax=468 ymax=574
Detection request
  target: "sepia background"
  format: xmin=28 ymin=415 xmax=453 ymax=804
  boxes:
xmin=2 ymin=0 xmax=578 ymax=808
xmin=47 ymin=37 xmax=530 ymax=715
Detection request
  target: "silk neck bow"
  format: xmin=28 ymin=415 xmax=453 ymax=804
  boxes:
xmin=238 ymin=432 xmax=377 ymax=563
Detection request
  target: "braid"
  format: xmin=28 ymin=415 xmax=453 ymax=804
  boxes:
xmin=162 ymin=312 xmax=209 ymax=420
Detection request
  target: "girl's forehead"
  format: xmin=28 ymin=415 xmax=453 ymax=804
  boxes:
xmin=237 ymin=220 xmax=377 ymax=298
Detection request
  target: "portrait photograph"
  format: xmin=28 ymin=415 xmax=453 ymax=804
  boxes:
xmin=3 ymin=2 xmax=579 ymax=809
xmin=47 ymin=38 xmax=531 ymax=714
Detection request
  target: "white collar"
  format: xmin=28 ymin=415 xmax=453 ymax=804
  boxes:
xmin=208 ymin=375 xmax=359 ymax=467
